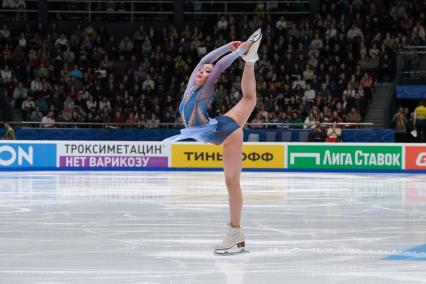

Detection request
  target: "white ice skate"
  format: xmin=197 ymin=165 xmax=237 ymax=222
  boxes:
xmin=214 ymin=225 xmax=248 ymax=256
xmin=241 ymin=28 xmax=262 ymax=63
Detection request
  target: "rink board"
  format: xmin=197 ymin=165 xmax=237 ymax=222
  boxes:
xmin=0 ymin=141 xmax=425 ymax=173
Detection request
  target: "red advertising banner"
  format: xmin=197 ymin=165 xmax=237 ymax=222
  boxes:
xmin=405 ymin=146 xmax=426 ymax=170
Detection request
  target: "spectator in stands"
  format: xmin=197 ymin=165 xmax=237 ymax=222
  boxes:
xmin=360 ymin=72 xmax=373 ymax=102
xmin=41 ymin=111 xmax=55 ymax=128
xmin=251 ymin=113 xmax=266 ymax=128
xmin=0 ymin=64 xmax=12 ymax=85
xmin=217 ymin=16 xmax=228 ymax=33
xmin=2 ymin=0 xmax=14 ymax=8
xmin=0 ymin=24 xmax=10 ymax=42
xmin=1 ymin=122 xmax=15 ymax=140
xmin=414 ymin=101 xmax=426 ymax=142
xmin=303 ymin=83 xmax=316 ymax=102
xmin=308 ymin=121 xmax=325 ymax=142
xmin=289 ymin=112 xmax=303 ymax=128
xmin=30 ymin=106 xmax=43 ymax=123
xmin=303 ymin=113 xmax=316 ymax=129
xmin=346 ymin=107 xmax=362 ymax=126
xmin=12 ymin=82 xmax=28 ymax=108
xmin=343 ymin=83 xmax=356 ymax=98
xmin=392 ymin=107 xmax=408 ymax=142
xmin=326 ymin=122 xmax=342 ymax=142
xmin=330 ymin=111 xmax=343 ymax=124
xmin=21 ymin=95 xmax=35 ymax=121
xmin=412 ymin=20 xmax=426 ymax=42
xmin=142 ymin=74 xmax=155 ymax=91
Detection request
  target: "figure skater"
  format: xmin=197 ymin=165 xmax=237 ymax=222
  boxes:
xmin=164 ymin=29 xmax=262 ymax=255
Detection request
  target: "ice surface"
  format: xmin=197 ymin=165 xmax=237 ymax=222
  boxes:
xmin=0 ymin=171 xmax=425 ymax=283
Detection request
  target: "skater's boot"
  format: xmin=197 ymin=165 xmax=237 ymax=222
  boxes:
xmin=214 ymin=225 xmax=246 ymax=255
xmin=241 ymin=28 xmax=262 ymax=63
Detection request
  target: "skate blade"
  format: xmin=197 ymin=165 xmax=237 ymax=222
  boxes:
xmin=247 ymin=28 xmax=262 ymax=43
xmin=214 ymin=248 xmax=249 ymax=256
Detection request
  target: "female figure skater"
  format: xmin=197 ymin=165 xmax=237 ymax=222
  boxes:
xmin=164 ymin=29 xmax=262 ymax=254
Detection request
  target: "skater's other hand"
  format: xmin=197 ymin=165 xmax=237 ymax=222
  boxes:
xmin=238 ymin=41 xmax=251 ymax=53
xmin=229 ymin=41 xmax=241 ymax=51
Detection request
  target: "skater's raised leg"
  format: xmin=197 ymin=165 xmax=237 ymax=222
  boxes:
xmin=224 ymin=62 xmax=257 ymax=127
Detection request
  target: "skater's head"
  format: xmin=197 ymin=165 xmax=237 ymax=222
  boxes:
xmin=195 ymin=64 xmax=214 ymax=86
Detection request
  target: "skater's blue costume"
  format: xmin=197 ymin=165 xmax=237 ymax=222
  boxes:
xmin=163 ymin=44 xmax=244 ymax=145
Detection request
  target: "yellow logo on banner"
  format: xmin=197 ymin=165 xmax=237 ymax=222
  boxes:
xmin=172 ymin=144 xmax=284 ymax=168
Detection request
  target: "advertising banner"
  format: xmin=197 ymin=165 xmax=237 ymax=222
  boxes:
xmin=405 ymin=146 xmax=426 ymax=170
xmin=171 ymin=143 xmax=284 ymax=168
xmin=396 ymin=85 xmax=426 ymax=99
xmin=57 ymin=141 xmax=169 ymax=169
xmin=287 ymin=145 xmax=402 ymax=170
xmin=0 ymin=143 xmax=56 ymax=169
xmin=1 ymin=141 xmax=424 ymax=173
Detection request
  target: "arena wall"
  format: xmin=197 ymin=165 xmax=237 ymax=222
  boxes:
xmin=1 ymin=141 xmax=425 ymax=173
xmin=5 ymin=128 xmax=395 ymax=143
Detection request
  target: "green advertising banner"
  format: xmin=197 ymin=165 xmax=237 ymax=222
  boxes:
xmin=288 ymin=145 xmax=403 ymax=170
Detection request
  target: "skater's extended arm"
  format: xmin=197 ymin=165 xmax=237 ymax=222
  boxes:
xmin=187 ymin=42 xmax=241 ymax=91
xmin=186 ymin=44 xmax=231 ymax=90
xmin=198 ymin=47 xmax=246 ymax=101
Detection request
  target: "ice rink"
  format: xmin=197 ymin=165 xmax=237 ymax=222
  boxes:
xmin=0 ymin=171 xmax=425 ymax=283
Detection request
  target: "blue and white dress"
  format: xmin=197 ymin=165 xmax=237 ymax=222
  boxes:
xmin=164 ymin=44 xmax=245 ymax=145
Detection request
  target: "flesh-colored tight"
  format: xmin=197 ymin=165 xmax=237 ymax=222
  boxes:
xmin=221 ymin=63 xmax=256 ymax=227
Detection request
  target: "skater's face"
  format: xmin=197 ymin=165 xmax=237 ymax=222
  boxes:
xmin=195 ymin=64 xmax=213 ymax=86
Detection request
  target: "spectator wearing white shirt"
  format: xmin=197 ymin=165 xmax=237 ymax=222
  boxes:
xmin=303 ymin=64 xmax=315 ymax=82
xmin=86 ymin=96 xmax=97 ymax=111
xmin=21 ymin=96 xmax=35 ymax=121
xmin=310 ymin=32 xmax=323 ymax=49
xmin=18 ymin=32 xmax=26 ymax=48
xmin=41 ymin=111 xmax=55 ymax=128
xmin=292 ymin=75 xmax=306 ymax=90
xmin=142 ymin=74 xmax=155 ymax=91
xmin=99 ymin=97 xmax=111 ymax=112
xmin=303 ymin=84 xmax=316 ymax=102
xmin=217 ymin=16 xmax=228 ymax=32
xmin=30 ymin=77 xmax=43 ymax=93
xmin=0 ymin=24 xmax=10 ymax=40
xmin=303 ymin=113 xmax=316 ymax=129
xmin=347 ymin=24 xmax=364 ymax=40
xmin=325 ymin=23 xmax=337 ymax=39
xmin=0 ymin=65 xmax=12 ymax=83
xmin=55 ymin=33 xmax=69 ymax=50
xmin=276 ymin=16 xmax=287 ymax=31
xmin=343 ymin=83 xmax=356 ymax=97
xmin=412 ymin=21 xmax=426 ymax=42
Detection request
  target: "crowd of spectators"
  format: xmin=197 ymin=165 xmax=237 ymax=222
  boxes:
xmin=393 ymin=100 xmax=426 ymax=142
xmin=0 ymin=0 xmax=425 ymax=132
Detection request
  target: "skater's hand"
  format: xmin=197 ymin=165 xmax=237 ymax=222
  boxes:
xmin=229 ymin=41 xmax=241 ymax=51
xmin=237 ymin=41 xmax=251 ymax=53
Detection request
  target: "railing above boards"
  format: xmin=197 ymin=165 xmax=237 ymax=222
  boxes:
xmin=1 ymin=121 xmax=375 ymax=129
xmin=186 ymin=0 xmax=311 ymax=15
xmin=0 ymin=0 xmax=311 ymax=23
